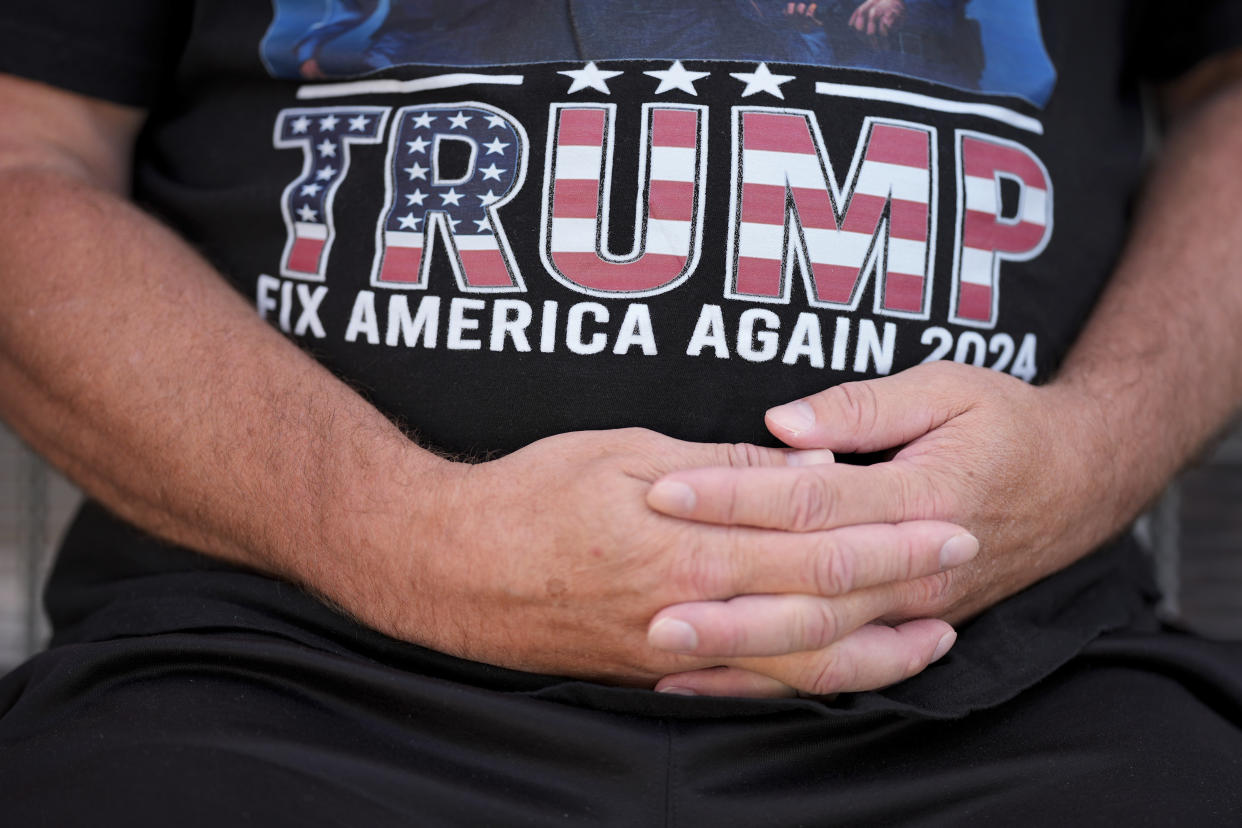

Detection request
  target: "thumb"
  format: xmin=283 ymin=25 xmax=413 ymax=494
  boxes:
xmin=765 ymin=362 xmax=965 ymax=453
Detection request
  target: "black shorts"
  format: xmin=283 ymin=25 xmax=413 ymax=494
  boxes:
xmin=2 ymin=503 xmax=1240 ymax=826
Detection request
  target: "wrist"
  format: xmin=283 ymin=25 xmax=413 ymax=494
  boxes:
xmin=288 ymin=424 xmax=464 ymax=642
xmin=1035 ymin=378 xmax=1148 ymax=547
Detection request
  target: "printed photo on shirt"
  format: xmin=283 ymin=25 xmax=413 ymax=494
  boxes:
xmin=260 ymin=0 xmax=1056 ymax=106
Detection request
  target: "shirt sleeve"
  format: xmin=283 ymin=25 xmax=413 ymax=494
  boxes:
xmin=1129 ymin=0 xmax=1242 ymax=84
xmin=0 ymin=0 xmax=192 ymax=107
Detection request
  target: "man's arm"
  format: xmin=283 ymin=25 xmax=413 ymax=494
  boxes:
xmin=0 ymin=73 xmax=457 ymax=631
xmin=643 ymin=58 xmax=1242 ymax=695
xmin=0 ymin=73 xmax=974 ymax=690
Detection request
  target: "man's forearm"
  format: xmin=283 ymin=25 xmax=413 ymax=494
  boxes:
xmin=1050 ymin=78 xmax=1242 ymax=537
xmin=0 ymin=161 xmax=451 ymax=608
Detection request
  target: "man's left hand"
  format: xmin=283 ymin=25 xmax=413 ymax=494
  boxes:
xmin=644 ymin=360 xmax=1125 ymax=696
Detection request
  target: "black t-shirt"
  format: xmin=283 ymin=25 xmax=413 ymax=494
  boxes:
xmin=0 ymin=1 xmax=1237 ymax=453
xmin=2 ymin=1 xmax=1240 ymax=714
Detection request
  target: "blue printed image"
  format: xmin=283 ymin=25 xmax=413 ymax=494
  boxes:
xmin=262 ymin=0 xmax=1056 ymax=107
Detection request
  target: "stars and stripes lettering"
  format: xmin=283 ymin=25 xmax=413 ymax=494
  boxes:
xmin=274 ymin=107 xmax=391 ymax=281
xmin=371 ymin=103 xmax=528 ymax=292
xmin=541 ymin=103 xmax=708 ymax=296
xmin=727 ymin=110 xmax=936 ymax=318
xmin=266 ymin=74 xmax=1057 ymax=368
xmin=951 ymin=131 xmax=1053 ymax=328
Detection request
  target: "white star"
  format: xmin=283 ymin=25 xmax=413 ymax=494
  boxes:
xmin=448 ymin=111 xmax=473 ymax=130
xmin=296 ymin=204 xmax=317 ymax=222
xmin=474 ymin=216 xmax=492 ymax=233
xmin=317 ymin=114 xmax=339 ymax=131
xmin=291 ymin=116 xmax=311 ymax=134
xmin=447 ymin=216 xmax=461 ymax=232
xmin=476 ymin=189 xmax=502 ymax=207
xmin=558 ymin=61 xmax=623 ymax=95
xmin=644 ymin=60 xmax=710 ymax=96
xmin=316 ymin=165 xmax=337 ymax=180
xmin=479 ymin=163 xmax=506 ymax=181
xmin=482 ymin=138 xmax=509 ymax=156
xmin=412 ymin=112 xmax=436 ymax=129
xmin=405 ymin=189 xmax=427 ymax=206
xmin=440 ymin=188 xmax=463 ymax=206
xmin=299 ymin=183 xmax=322 ymax=197
xmin=404 ymin=162 xmax=428 ymax=180
xmin=348 ymin=114 xmax=370 ymax=132
xmin=316 ymin=139 xmax=337 ymax=158
xmin=406 ymin=136 xmax=430 ymax=154
xmin=397 ymin=213 xmax=422 ymax=230
xmin=484 ymin=114 xmax=508 ymax=130
xmin=730 ymin=63 xmax=796 ymax=99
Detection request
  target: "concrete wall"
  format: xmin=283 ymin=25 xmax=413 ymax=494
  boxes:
xmin=1178 ymin=429 xmax=1242 ymax=639
xmin=0 ymin=427 xmax=80 ymax=670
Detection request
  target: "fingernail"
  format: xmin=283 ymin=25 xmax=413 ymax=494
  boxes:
xmin=767 ymin=400 xmax=816 ymax=435
xmin=932 ymin=630 xmax=956 ymax=663
xmin=939 ymin=533 xmax=979 ymax=569
xmin=786 ymin=449 xmax=835 ymax=467
xmin=647 ymin=481 xmax=696 ymax=516
xmin=657 ymin=686 xmax=698 ymax=696
xmin=648 ymin=618 xmax=699 ymax=653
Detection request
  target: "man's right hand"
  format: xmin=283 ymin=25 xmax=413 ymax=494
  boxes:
xmin=346 ymin=428 xmax=974 ymax=690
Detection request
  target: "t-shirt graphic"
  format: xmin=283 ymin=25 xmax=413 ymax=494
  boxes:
xmin=261 ymin=0 xmax=1057 ymax=106
xmin=106 ymin=0 xmax=1156 ymax=459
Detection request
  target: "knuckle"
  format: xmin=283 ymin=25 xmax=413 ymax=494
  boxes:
xmin=788 ymin=473 xmax=836 ymax=531
xmin=893 ymin=527 xmax=925 ymax=580
xmin=718 ymin=481 xmax=746 ymax=526
xmin=723 ymin=441 xmax=772 ymax=469
xmin=798 ymin=600 xmax=842 ymax=649
xmin=828 ymin=381 xmax=880 ymax=438
xmin=667 ymin=542 xmax=732 ymax=600
xmin=805 ymin=651 xmax=857 ymax=696
xmin=894 ymin=471 xmax=954 ymax=522
xmin=618 ymin=635 xmax=658 ymax=673
xmin=810 ymin=540 xmax=855 ymax=596
xmin=928 ymin=483 xmax=962 ymax=519
xmin=613 ymin=426 xmax=655 ymax=447
xmin=609 ymin=427 xmax=662 ymax=468
xmin=716 ymin=610 xmax=750 ymax=657
xmin=893 ymin=473 xmax=920 ymax=516
xmin=903 ymin=571 xmax=952 ymax=613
